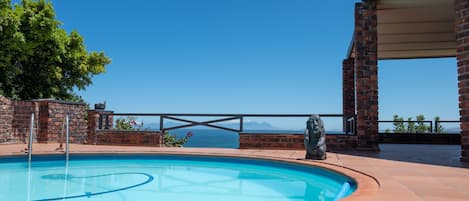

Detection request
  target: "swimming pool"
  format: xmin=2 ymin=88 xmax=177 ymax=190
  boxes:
xmin=0 ymin=155 xmax=356 ymax=201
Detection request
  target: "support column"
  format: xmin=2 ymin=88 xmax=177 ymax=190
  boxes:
xmin=87 ymin=109 xmax=113 ymax=144
xmin=343 ymin=58 xmax=355 ymax=133
xmin=455 ymin=0 xmax=469 ymax=161
xmin=354 ymin=1 xmax=379 ymax=151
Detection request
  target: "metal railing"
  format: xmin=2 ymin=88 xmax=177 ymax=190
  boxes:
xmin=98 ymin=113 xmax=348 ymax=133
xmin=378 ymin=120 xmax=460 ymax=134
xmin=28 ymin=113 xmax=34 ymax=164
xmin=345 ymin=116 xmax=356 ymax=134
xmin=65 ymin=115 xmax=70 ymax=161
xmin=98 ymin=113 xmax=461 ymax=135
xmin=435 ymin=120 xmax=460 ymax=133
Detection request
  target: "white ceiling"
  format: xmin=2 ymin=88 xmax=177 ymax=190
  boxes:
xmin=352 ymin=0 xmax=456 ymax=60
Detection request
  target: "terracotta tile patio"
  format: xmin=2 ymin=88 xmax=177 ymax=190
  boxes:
xmin=0 ymin=143 xmax=468 ymax=201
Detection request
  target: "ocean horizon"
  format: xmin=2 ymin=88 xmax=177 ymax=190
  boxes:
xmin=167 ymin=129 xmax=345 ymax=148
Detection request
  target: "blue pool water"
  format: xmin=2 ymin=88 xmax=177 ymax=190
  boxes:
xmin=0 ymin=155 xmax=356 ymax=201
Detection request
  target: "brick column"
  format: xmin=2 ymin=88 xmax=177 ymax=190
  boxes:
xmin=354 ymin=1 xmax=379 ymax=151
xmin=0 ymin=96 xmax=13 ymax=143
xmin=455 ymin=0 xmax=469 ymax=161
xmin=343 ymin=58 xmax=355 ymax=133
xmin=87 ymin=110 xmax=113 ymax=144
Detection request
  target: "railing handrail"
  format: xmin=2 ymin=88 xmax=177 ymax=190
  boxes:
xmin=111 ymin=113 xmax=343 ymax=117
xmin=435 ymin=120 xmax=460 ymax=123
xmin=378 ymin=120 xmax=432 ymax=123
xmin=97 ymin=113 xmax=349 ymax=146
xmin=379 ymin=119 xmax=461 ymax=134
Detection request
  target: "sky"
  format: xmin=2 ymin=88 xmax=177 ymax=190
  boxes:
xmin=34 ymin=0 xmax=459 ymax=129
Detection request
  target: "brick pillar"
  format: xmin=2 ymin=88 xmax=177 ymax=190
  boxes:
xmin=343 ymin=58 xmax=355 ymax=133
xmin=455 ymin=0 xmax=469 ymax=161
xmin=0 ymin=96 xmax=13 ymax=143
xmin=87 ymin=110 xmax=113 ymax=144
xmin=354 ymin=1 xmax=379 ymax=151
xmin=37 ymin=101 xmax=49 ymax=142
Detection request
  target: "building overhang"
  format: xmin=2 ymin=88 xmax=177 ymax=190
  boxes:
xmin=348 ymin=0 xmax=456 ymax=60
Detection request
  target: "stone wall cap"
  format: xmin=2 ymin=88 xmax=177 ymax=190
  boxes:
xmin=87 ymin=110 xmax=114 ymax=113
xmin=239 ymin=132 xmax=303 ymax=135
xmin=32 ymin=99 xmax=86 ymax=106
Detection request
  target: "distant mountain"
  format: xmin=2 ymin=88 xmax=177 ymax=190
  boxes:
xmin=444 ymin=127 xmax=461 ymax=134
xmin=239 ymin=121 xmax=283 ymax=130
xmin=143 ymin=121 xmax=283 ymax=130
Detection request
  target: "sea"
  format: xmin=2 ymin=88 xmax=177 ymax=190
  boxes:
xmin=168 ymin=129 xmax=344 ymax=148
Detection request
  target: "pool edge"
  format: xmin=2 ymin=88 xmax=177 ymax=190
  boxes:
xmin=0 ymin=150 xmax=379 ymax=201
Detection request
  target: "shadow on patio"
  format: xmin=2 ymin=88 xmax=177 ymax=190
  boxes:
xmin=333 ymin=144 xmax=469 ymax=168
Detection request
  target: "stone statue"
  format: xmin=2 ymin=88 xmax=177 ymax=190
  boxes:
xmin=304 ymin=114 xmax=327 ymax=160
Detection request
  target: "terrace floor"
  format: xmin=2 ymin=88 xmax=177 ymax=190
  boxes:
xmin=0 ymin=143 xmax=468 ymax=201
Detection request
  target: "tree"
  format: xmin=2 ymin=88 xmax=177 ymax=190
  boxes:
xmin=391 ymin=114 xmax=444 ymax=134
xmin=0 ymin=0 xmax=110 ymax=100
xmin=392 ymin=115 xmax=406 ymax=133
xmin=434 ymin=116 xmax=445 ymax=133
xmin=406 ymin=117 xmax=416 ymax=133
xmin=0 ymin=0 xmax=23 ymax=98
xmin=415 ymin=114 xmax=429 ymax=133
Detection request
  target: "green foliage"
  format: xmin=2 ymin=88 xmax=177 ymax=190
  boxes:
xmin=406 ymin=117 xmax=416 ymax=133
xmin=115 ymin=117 xmax=144 ymax=131
xmin=415 ymin=115 xmax=429 ymax=133
xmin=163 ymin=131 xmax=193 ymax=147
xmin=434 ymin=116 xmax=445 ymax=133
xmin=0 ymin=0 xmax=110 ymax=100
xmin=391 ymin=114 xmax=439 ymax=133
xmin=392 ymin=115 xmax=406 ymax=133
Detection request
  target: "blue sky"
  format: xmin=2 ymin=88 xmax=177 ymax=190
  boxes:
xmin=43 ymin=0 xmax=458 ymax=129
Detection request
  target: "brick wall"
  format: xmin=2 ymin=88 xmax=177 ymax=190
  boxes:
xmin=455 ymin=0 xmax=469 ymax=161
xmin=354 ymin=1 xmax=379 ymax=151
xmin=36 ymin=100 xmax=87 ymax=143
xmin=0 ymin=96 xmax=86 ymax=144
xmin=0 ymin=96 xmax=13 ymax=143
xmin=239 ymin=133 xmax=304 ymax=149
xmin=239 ymin=133 xmax=357 ymax=151
xmin=343 ymin=58 xmax=355 ymax=133
xmin=12 ymin=100 xmax=38 ymax=143
xmin=87 ymin=110 xmax=114 ymax=144
xmin=95 ymin=130 xmax=161 ymax=146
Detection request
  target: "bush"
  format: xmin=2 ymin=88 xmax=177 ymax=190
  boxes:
xmin=391 ymin=114 xmax=441 ymax=133
xmin=163 ymin=131 xmax=193 ymax=147
xmin=115 ymin=116 xmax=144 ymax=131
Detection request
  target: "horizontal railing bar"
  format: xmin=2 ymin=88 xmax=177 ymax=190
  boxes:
xmin=164 ymin=116 xmax=240 ymax=125
xmin=378 ymin=120 xmax=432 ymax=123
xmin=164 ymin=124 xmax=240 ymax=133
xmin=378 ymin=132 xmax=461 ymax=134
xmin=163 ymin=116 xmax=242 ymax=132
xmin=436 ymin=121 xmax=460 ymax=123
xmin=111 ymin=113 xmax=343 ymax=117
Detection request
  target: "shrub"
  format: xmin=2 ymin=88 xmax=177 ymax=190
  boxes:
xmin=115 ymin=116 xmax=144 ymax=131
xmin=163 ymin=131 xmax=193 ymax=147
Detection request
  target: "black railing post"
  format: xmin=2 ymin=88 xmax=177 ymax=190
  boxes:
xmin=160 ymin=115 xmax=164 ymax=131
xmin=160 ymin=116 xmax=165 ymax=147
xmin=104 ymin=114 xmax=110 ymax=129
xmin=161 ymin=129 xmax=165 ymax=147
xmin=429 ymin=121 xmax=433 ymax=134
xmin=240 ymin=116 xmax=244 ymax=132
xmin=98 ymin=114 xmax=103 ymax=129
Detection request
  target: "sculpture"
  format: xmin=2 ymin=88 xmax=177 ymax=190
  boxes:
xmin=304 ymin=114 xmax=327 ymax=160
